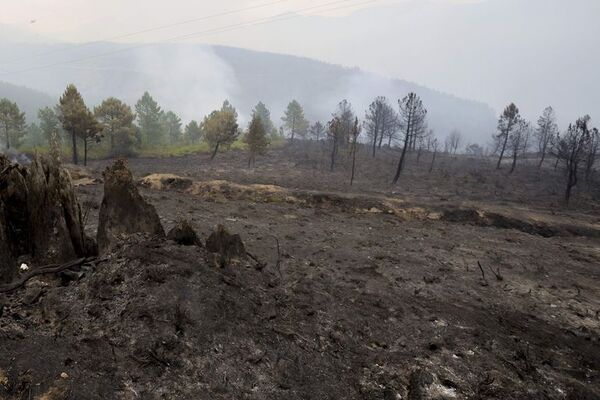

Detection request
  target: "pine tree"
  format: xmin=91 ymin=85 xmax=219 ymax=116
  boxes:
xmin=184 ymin=120 xmax=202 ymax=143
xmin=81 ymin=109 xmax=102 ymax=166
xmin=393 ymin=93 xmax=427 ymax=184
xmin=335 ymin=99 xmax=355 ymax=146
xmin=327 ymin=116 xmax=343 ymax=171
xmin=535 ymin=106 xmax=558 ymax=169
xmin=282 ymin=100 xmax=309 ymax=140
xmin=495 ymin=103 xmax=522 ymax=169
xmin=252 ymin=102 xmax=277 ymax=137
xmin=25 ymin=123 xmax=44 ymax=147
xmin=135 ymin=91 xmax=164 ymax=146
xmin=202 ymin=101 xmax=240 ymax=160
xmin=0 ymin=98 xmax=26 ymax=150
xmin=58 ymin=84 xmax=96 ymax=165
xmin=38 ymin=106 xmax=62 ymax=147
xmin=309 ymin=121 xmax=325 ymax=141
xmin=349 ymin=118 xmax=361 ymax=185
xmin=555 ymin=116 xmax=594 ymax=204
xmin=162 ymin=111 xmax=182 ymax=144
xmin=95 ymin=97 xmax=137 ymax=157
xmin=245 ymin=114 xmax=270 ymax=167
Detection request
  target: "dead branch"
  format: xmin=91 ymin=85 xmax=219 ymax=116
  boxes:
xmin=477 ymin=261 xmax=489 ymax=286
xmin=487 ymin=264 xmax=504 ymax=281
xmin=0 ymin=257 xmax=96 ymax=293
xmin=273 ymin=236 xmax=282 ymax=280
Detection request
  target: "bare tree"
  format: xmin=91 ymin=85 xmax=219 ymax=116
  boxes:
xmin=349 ymin=118 xmax=361 ymax=185
xmin=446 ymin=130 xmax=462 ymax=156
xmin=585 ymin=127 xmax=599 ymax=180
xmin=465 ymin=143 xmax=484 ymax=157
xmin=364 ymin=96 xmax=399 ymax=156
xmin=508 ymin=120 xmax=531 ymax=173
xmin=327 ymin=116 xmax=343 ymax=171
xmin=535 ymin=106 xmax=558 ymax=169
xmin=309 ymin=121 xmax=325 ymax=141
xmin=336 ymin=99 xmax=355 ymax=146
xmin=429 ymin=137 xmax=439 ymax=173
xmin=393 ymin=93 xmax=427 ymax=184
xmin=495 ymin=103 xmax=522 ymax=169
xmin=364 ymin=97 xmax=385 ymax=157
xmin=554 ymin=116 xmax=593 ymax=204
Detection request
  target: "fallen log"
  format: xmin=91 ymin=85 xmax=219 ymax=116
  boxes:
xmin=0 ymin=257 xmax=96 ymax=293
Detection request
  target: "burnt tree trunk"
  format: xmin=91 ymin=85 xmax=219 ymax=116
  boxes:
xmin=210 ymin=141 xmax=220 ymax=161
xmin=496 ymin=130 xmax=509 ymax=170
xmin=429 ymin=150 xmax=437 ymax=173
xmin=97 ymin=159 xmax=164 ymax=253
xmin=71 ymin=132 xmax=78 ymax=165
xmin=84 ymin=139 xmax=88 ymax=167
xmin=0 ymin=155 xmax=94 ymax=283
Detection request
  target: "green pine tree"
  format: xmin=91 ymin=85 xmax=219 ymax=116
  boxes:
xmin=0 ymin=98 xmax=26 ymax=150
xmin=135 ymin=91 xmax=164 ymax=146
xmin=245 ymin=114 xmax=270 ymax=167
xmin=281 ymin=100 xmax=309 ymax=141
xmin=95 ymin=97 xmax=137 ymax=157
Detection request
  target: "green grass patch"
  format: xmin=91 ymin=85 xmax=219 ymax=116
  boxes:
xmin=17 ymin=136 xmax=287 ymax=161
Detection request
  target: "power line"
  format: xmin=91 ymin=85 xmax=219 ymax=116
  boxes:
xmin=1 ymin=0 xmax=294 ymax=66
xmin=0 ymin=0 xmax=377 ymax=77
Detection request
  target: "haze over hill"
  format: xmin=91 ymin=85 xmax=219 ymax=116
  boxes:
xmin=0 ymin=42 xmax=496 ymax=144
xmin=0 ymin=81 xmax=54 ymax=123
xmin=1 ymin=0 xmax=597 ymax=129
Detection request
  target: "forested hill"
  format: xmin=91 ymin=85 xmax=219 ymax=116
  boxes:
xmin=0 ymin=81 xmax=55 ymax=123
xmin=0 ymin=42 xmax=496 ymax=142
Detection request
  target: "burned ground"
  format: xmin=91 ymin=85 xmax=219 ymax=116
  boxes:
xmin=1 ymin=145 xmax=599 ymax=399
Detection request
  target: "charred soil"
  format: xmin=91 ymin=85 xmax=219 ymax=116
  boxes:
xmin=1 ymin=146 xmax=599 ymax=399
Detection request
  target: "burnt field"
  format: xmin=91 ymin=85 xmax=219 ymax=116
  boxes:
xmin=1 ymin=145 xmax=600 ymax=399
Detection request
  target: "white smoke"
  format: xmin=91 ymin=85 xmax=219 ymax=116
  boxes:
xmin=0 ymin=144 xmax=31 ymax=164
xmin=131 ymin=44 xmax=240 ymax=122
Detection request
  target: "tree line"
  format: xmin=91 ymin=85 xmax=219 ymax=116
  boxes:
xmin=1 ymin=85 xmax=597 ymax=204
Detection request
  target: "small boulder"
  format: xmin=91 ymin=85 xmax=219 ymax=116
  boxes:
xmin=206 ymin=224 xmax=246 ymax=267
xmin=167 ymin=220 xmax=201 ymax=246
xmin=97 ymin=160 xmax=164 ymax=253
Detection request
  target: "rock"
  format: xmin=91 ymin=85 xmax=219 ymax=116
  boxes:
xmin=167 ymin=220 xmax=201 ymax=246
xmin=206 ymin=224 xmax=246 ymax=267
xmin=0 ymin=155 xmax=94 ymax=283
xmin=97 ymin=160 xmax=165 ymax=253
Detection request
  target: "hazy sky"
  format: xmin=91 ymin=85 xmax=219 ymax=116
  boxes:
xmin=1 ymin=0 xmax=598 ymax=125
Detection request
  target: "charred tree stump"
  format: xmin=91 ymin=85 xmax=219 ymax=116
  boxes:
xmin=97 ymin=159 xmax=164 ymax=253
xmin=0 ymin=155 xmax=95 ymax=283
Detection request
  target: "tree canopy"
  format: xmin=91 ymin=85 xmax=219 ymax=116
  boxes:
xmin=0 ymin=98 xmax=26 ymax=150
xmin=135 ymin=92 xmax=164 ymax=146
xmin=282 ymin=100 xmax=309 ymax=140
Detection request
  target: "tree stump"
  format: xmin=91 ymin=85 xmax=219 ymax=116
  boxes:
xmin=97 ymin=159 xmax=164 ymax=253
xmin=206 ymin=224 xmax=246 ymax=267
xmin=0 ymin=155 xmax=93 ymax=283
xmin=167 ymin=220 xmax=201 ymax=246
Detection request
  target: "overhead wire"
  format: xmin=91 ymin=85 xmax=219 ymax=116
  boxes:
xmin=0 ymin=0 xmax=377 ymax=76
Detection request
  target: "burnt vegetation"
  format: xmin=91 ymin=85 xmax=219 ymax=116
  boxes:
xmin=1 ymin=85 xmax=600 ymax=400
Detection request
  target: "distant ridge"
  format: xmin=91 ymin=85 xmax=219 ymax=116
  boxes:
xmin=0 ymin=81 xmax=55 ymax=123
xmin=0 ymin=42 xmax=496 ymax=142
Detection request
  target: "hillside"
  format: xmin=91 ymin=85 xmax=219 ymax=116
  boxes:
xmin=0 ymin=81 xmax=55 ymax=123
xmin=0 ymin=42 xmax=496 ymax=142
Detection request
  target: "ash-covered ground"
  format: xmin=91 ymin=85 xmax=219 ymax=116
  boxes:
xmin=1 ymin=146 xmax=599 ymax=399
